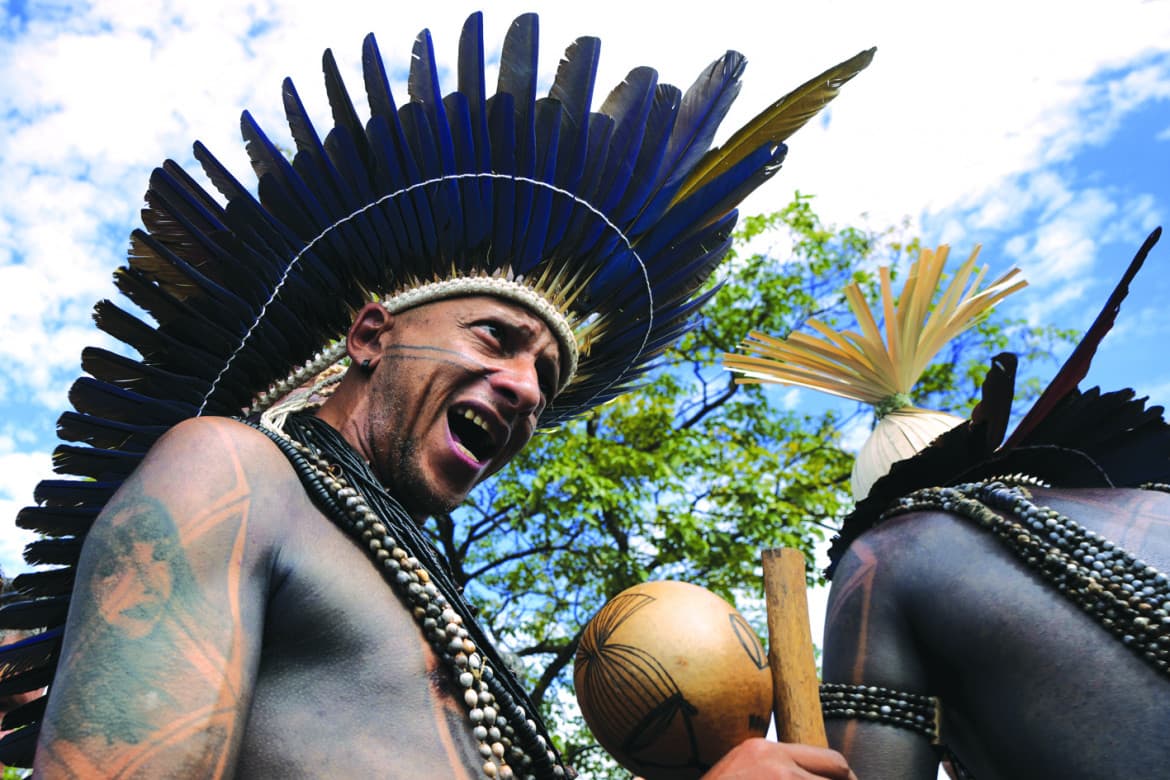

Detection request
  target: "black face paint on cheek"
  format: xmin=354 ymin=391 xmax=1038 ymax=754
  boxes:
xmin=382 ymin=343 xmax=490 ymax=376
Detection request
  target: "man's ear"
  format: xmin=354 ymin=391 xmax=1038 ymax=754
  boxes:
xmin=347 ymin=302 xmax=394 ymax=370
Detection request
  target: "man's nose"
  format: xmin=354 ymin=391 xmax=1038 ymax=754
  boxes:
xmin=488 ymin=359 xmax=543 ymax=414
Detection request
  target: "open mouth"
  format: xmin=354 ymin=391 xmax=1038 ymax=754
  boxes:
xmin=448 ymin=406 xmax=500 ymax=465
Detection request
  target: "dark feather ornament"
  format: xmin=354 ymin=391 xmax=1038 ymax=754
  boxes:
xmin=0 ymin=11 xmax=875 ymax=765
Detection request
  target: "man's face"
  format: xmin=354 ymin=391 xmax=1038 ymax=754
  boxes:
xmin=363 ymin=295 xmax=561 ymax=516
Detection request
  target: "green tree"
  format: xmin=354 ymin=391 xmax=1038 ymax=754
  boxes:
xmin=425 ymin=193 xmax=1072 ymax=778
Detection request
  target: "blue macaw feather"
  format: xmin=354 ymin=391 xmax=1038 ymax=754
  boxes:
xmin=55 ymin=411 xmax=168 ymax=452
xmin=91 ymin=301 xmax=228 ymax=382
xmin=497 ymin=13 xmax=539 ymax=140
xmin=21 ymin=539 xmax=82 ymax=568
xmin=323 ymin=126 xmax=399 ymax=280
xmin=141 ymin=163 xmax=228 ymax=247
xmin=610 ymin=83 xmax=680 ymax=228
xmin=593 ymin=66 xmax=658 ymax=216
xmin=633 ymin=143 xmax=783 ymax=261
xmin=542 ymin=35 xmax=597 ymax=258
xmin=52 ymin=444 xmax=145 ymax=481
xmin=487 ymin=93 xmax=517 ymax=261
xmin=126 ymin=231 xmax=256 ymax=331
xmin=509 ymin=102 xmax=539 ymax=273
xmin=361 ymin=33 xmax=401 ymax=124
xmin=642 ymin=211 xmax=735 ymax=285
xmin=398 ymin=103 xmax=450 ymax=260
xmin=67 ymin=379 xmax=196 ymax=428
xmin=33 ymin=480 xmax=120 ymax=508
xmin=365 ymin=116 xmax=427 ymax=267
xmin=548 ymin=35 xmax=598 ymax=186
xmin=129 ymin=193 xmax=268 ymax=314
xmin=192 ymin=142 xmax=323 ymax=294
xmin=456 ymin=14 xmax=493 ymax=217
xmin=408 ymin=27 xmax=448 ymax=141
xmin=629 ymin=51 xmax=746 ymax=234
xmin=140 ymin=178 xmax=277 ymax=308
xmin=458 ymin=13 xmax=487 ymax=114
xmin=515 ymin=99 xmax=561 ymax=274
xmin=444 ymin=92 xmax=489 ymax=263
xmin=555 ymin=112 xmax=613 ymax=260
xmin=240 ymin=110 xmax=332 ymax=235
xmin=285 ymin=79 xmax=389 ymax=280
xmin=408 ymin=26 xmax=461 ymax=214
xmin=322 ymin=48 xmax=369 ymax=165
xmin=81 ymin=347 xmax=209 ymax=407
xmin=16 ymin=505 xmax=100 ymax=537
xmin=193 ymin=140 xmax=251 ymax=202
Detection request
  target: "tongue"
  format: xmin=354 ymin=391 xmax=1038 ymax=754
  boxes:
xmin=453 ymin=438 xmax=481 ymax=464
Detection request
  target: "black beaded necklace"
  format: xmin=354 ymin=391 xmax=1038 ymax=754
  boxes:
xmin=884 ymin=477 xmax=1170 ymax=678
xmin=248 ymin=412 xmax=568 ymax=780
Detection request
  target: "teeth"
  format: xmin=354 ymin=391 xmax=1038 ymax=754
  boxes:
xmin=461 ymin=408 xmax=490 ymax=434
xmin=453 ymin=440 xmax=479 ymax=462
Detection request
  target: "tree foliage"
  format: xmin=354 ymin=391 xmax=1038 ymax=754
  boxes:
xmin=424 ymin=193 xmax=1074 ymax=777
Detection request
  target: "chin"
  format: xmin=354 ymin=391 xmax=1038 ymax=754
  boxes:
xmin=395 ymin=476 xmax=467 ymax=518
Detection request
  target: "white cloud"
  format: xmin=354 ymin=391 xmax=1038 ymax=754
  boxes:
xmin=0 ymin=448 xmax=54 ymax=577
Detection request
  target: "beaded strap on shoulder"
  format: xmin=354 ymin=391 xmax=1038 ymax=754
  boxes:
xmin=885 ymin=479 xmax=1170 ymax=679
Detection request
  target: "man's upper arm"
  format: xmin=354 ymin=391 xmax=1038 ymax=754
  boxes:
xmin=821 ymin=525 xmax=940 ymax=780
xmin=35 ymin=417 xmax=275 ymax=778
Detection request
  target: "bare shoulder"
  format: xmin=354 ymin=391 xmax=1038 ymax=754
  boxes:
xmin=129 ymin=416 xmax=293 ymax=503
xmin=144 ymin=415 xmax=281 ymax=467
xmin=38 ymin=417 xmax=289 ymax=775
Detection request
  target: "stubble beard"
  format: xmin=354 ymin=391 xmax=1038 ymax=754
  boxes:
xmin=390 ymin=435 xmax=461 ymax=518
xmin=368 ymin=366 xmax=461 ymax=519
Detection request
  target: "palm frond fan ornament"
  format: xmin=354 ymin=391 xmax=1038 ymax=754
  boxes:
xmin=724 ymin=244 xmax=1026 ymax=501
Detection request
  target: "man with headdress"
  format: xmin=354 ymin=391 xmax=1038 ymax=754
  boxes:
xmin=729 ymin=234 xmax=1170 ymax=778
xmin=0 ymin=12 xmax=871 ymax=778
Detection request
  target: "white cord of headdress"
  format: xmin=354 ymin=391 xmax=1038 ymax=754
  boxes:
xmin=196 ymin=172 xmax=653 ymax=417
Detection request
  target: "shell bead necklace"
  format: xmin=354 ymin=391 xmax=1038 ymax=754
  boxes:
xmin=251 ymin=414 xmax=567 ymax=780
xmin=885 ymin=477 xmax=1170 ymax=677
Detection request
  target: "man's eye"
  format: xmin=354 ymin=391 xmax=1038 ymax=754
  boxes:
xmin=539 ymin=374 xmax=555 ymax=400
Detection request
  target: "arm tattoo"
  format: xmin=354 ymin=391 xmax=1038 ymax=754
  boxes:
xmin=39 ymin=430 xmax=257 ymax=778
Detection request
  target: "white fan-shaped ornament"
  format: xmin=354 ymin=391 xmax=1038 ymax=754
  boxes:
xmin=851 ymin=408 xmax=965 ymax=501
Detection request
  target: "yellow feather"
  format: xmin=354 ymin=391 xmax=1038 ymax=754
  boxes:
xmin=671 ymin=47 xmax=876 ymax=205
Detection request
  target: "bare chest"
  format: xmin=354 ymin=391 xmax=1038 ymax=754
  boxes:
xmin=236 ymin=503 xmax=484 ymax=777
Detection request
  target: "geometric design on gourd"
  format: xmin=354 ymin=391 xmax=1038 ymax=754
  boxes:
xmin=728 ymin=612 xmax=768 ymax=670
xmin=576 ymin=592 xmax=706 ymax=774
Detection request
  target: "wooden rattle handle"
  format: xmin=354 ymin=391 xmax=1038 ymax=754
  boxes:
xmin=762 ymin=547 xmax=827 ymax=747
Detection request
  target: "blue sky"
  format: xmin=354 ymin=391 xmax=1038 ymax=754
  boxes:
xmin=0 ymin=0 xmax=1168 ymax=599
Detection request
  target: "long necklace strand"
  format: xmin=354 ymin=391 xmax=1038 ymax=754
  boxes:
xmin=251 ymin=413 xmax=567 ymax=780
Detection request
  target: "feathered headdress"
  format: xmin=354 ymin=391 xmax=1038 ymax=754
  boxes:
xmin=0 ymin=12 xmax=874 ymax=766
